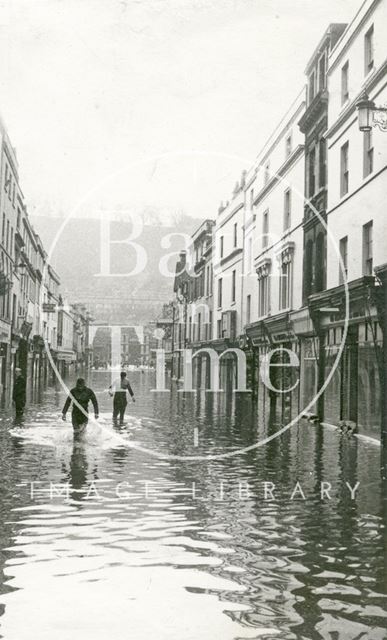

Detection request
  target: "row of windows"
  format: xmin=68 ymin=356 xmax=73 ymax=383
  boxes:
xmin=187 ymin=313 xmax=213 ymax=342
xmin=341 ymin=25 xmax=374 ymax=107
xmin=307 ymin=139 xmax=326 ymax=198
xmin=180 ymin=263 xmax=213 ymax=302
xmin=219 ymin=223 xmax=238 ymax=259
xmin=193 ymin=225 xmax=374 ymax=326
xmin=339 ymin=219 xmax=373 ymax=283
xmin=340 ymin=131 xmax=373 ymax=198
xmin=255 ymin=263 xmax=293 ymax=318
xmin=258 ymin=188 xmax=293 ymax=252
xmin=217 ymin=270 xmax=237 ymax=309
xmin=1 ymin=213 xmax=14 ymax=259
xmin=308 ymin=50 xmax=327 ymax=104
xmin=308 ymin=24 xmax=374 ymax=109
xmin=217 ymin=263 xmax=293 ymax=322
xmin=4 ymin=162 xmax=16 ymax=208
xmin=246 ymin=132 xmax=293 ymax=210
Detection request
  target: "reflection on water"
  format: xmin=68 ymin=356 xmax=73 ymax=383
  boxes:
xmin=0 ymin=370 xmax=386 ymax=639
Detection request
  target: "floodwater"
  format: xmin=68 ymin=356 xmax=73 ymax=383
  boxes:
xmin=0 ymin=370 xmax=386 ymax=640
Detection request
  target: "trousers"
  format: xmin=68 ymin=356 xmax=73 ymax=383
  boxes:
xmin=113 ymin=393 xmax=127 ymax=423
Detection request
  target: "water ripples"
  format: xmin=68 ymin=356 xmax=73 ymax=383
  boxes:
xmin=0 ymin=371 xmax=386 ymax=639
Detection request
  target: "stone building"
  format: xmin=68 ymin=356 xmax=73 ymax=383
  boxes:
xmin=186 ymin=219 xmax=215 ymax=388
xmin=244 ymin=90 xmax=306 ymax=422
xmin=319 ymin=0 xmax=387 ymax=438
xmin=296 ymin=23 xmax=347 ymax=420
xmin=0 ymin=111 xmax=91 ymax=406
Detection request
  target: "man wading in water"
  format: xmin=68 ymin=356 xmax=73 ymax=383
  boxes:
xmin=13 ymin=367 xmax=26 ymax=419
xmin=62 ymin=378 xmax=99 ymax=435
xmin=109 ymin=371 xmax=135 ymax=425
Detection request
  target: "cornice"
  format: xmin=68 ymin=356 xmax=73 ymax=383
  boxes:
xmin=217 ymin=202 xmax=244 ymax=229
xmin=298 ymin=90 xmax=328 ymax=134
xmin=253 ymin=144 xmax=304 ymax=207
xmin=328 ymin=0 xmax=381 ymax=74
xmin=325 ymin=58 xmax=387 ymax=139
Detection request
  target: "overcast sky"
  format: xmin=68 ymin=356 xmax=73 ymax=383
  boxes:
xmin=0 ymin=0 xmax=361 ymax=222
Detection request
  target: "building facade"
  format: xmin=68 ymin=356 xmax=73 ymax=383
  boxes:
xmin=320 ymin=0 xmax=387 ymax=438
xmin=296 ymin=23 xmax=347 ymax=420
xmin=0 ymin=113 xmax=92 ymax=407
xmin=244 ymin=91 xmax=306 ymax=423
xmin=165 ymin=0 xmax=387 ymax=443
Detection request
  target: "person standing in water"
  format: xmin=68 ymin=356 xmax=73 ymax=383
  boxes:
xmin=62 ymin=378 xmax=99 ymax=435
xmin=13 ymin=367 xmax=26 ymax=418
xmin=109 ymin=371 xmax=135 ymax=425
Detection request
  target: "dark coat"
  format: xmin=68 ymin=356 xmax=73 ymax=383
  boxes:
xmin=62 ymin=387 xmax=99 ymax=424
xmin=13 ymin=376 xmax=26 ymax=403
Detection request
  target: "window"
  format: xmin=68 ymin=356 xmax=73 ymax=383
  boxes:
xmin=279 ymin=261 xmax=292 ymax=310
xmin=340 ymin=142 xmax=349 ymax=196
xmin=206 ymin=265 xmax=209 ymax=296
xmin=308 ymin=70 xmax=316 ymax=103
xmin=363 ymin=221 xmax=373 ymax=275
xmin=285 ymin=134 xmax=292 ymax=158
xmin=218 ymin=278 xmax=223 ymax=308
xmin=319 ymin=138 xmax=326 ymax=188
xmin=264 ymin=161 xmax=270 ymax=185
xmin=209 ymin=263 xmax=213 ymax=295
xmin=4 ymin=164 xmax=9 ymax=193
xmin=231 ymin=270 xmax=236 ymax=303
xmin=246 ymin=295 xmax=251 ymax=325
xmin=258 ymin=276 xmax=269 ymax=317
xmin=341 ymin=61 xmax=349 ymax=104
xmin=197 ymin=313 xmax=201 ymax=341
xmin=233 ymin=222 xmax=237 ymax=248
xmin=363 ymin=130 xmax=374 ymax=177
xmin=220 ymin=236 xmax=224 ymax=258
xmin=308 ymin=148 xmax=316 ymax=197
xmin=284 ymin=189 xmax=291 ymax=230
xmin=364 ymin=25 xmax=374 ymax=75
xmin=339 ymin=236 xmax=348 ymax=284
xmin=209 ymin=311 xmax=213 ymax=340
xmin=217 ymin=319 xmax=222 ymax=339
xmin=318 ymin=53 xmax=326 ymax=91
xmin=247 ymin=237 xmax=253 ymax=273
xmin=250 ymin=188 xmax=254 ymax=211
xmin=262 ymin=210 xmax=269 ymax=248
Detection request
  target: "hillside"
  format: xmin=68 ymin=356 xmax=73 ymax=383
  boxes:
xmin=31 ymin=214 xmax=199 ymax=324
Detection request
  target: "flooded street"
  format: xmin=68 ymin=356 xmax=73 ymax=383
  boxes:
xmin=0 ymin=370 xmax=386 ymax=640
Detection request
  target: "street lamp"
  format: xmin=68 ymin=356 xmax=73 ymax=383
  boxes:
xmin=17 ymin=262 xmax=26 ymax=275
xmin=356 ymin=91 xmax=387 ymax=132
xmin=356 ymin=98 xmax=387 ymax=474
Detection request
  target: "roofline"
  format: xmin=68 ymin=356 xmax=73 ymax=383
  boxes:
xmin=304 ymin=23 xmax=347 ymax=74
